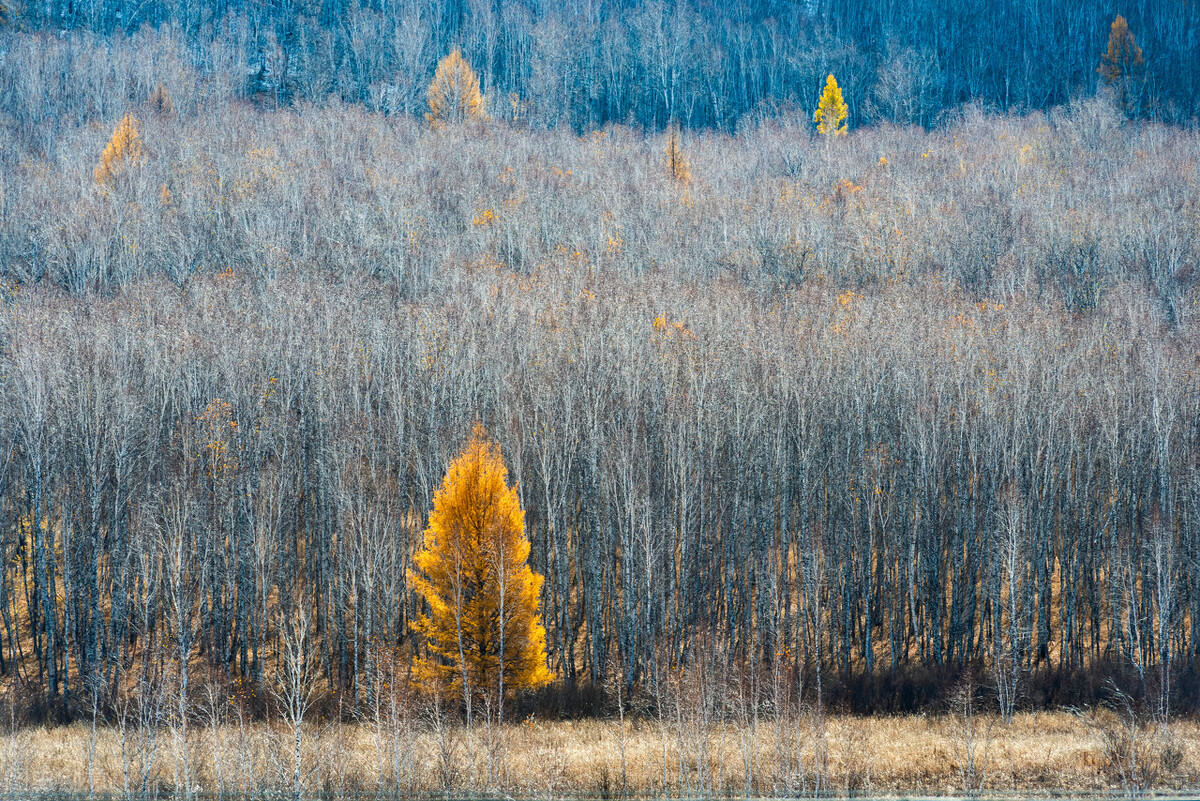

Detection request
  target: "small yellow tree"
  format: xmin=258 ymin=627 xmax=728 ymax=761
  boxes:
xmin=409 ymin=424 xmax=552 ymax=722
xmin=95 ymin=112 xmax=143 ymax=185
xmin=664 ymin=123 xmax=691 ymax=184
xmin=1098 ymin=15 xmax=1146 ymax=116
xmin=814 ymin=74 xmax=849 ymax=137
xmin=426 ymin=48 xmax=485 ymax=126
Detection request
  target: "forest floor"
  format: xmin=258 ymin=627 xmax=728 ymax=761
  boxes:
xmin=3 ymin=711 xmax=1200 ymax=797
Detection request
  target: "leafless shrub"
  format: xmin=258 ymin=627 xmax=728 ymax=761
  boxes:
xmin=949 ymin=675 xmax=990 ymax=797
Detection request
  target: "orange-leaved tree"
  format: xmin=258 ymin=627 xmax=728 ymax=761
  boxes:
xmin=409 ymin=424 xmax=551 ymax=723
xmin=426 ymin=48 xmax=485 ymax=127
xmin=814 ymin=74 xmax=848 ymax=137
xmin=95 ymin=112 xmax=143 ymax=185
xmin=1098 ymin=15 xmax=1146 ymax=117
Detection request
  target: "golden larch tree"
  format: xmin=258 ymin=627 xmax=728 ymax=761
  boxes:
xmin=664 ymin=123 xmax=691 ymax=184
xmin=1098 ymin=15 xmax=1146 ymax=117
xmin=426 ymin=48 xmax=485 ymax=126
xmin=409 ymin=424 xmax=552 ymax=722
xmin=814 ymin=74 xmax=849 ymax=137
xmin=95 ymin=112 xmax=143 ymax=185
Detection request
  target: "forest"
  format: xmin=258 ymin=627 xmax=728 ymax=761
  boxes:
xmin=1 ymin=0 xmax=1199 ymax=133
xmin=0 ymin=0 xmax=1199 ymax=754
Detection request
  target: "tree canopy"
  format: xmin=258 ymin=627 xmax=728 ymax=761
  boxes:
xmin=815 ymin=75 xmax=849 ymax=137
xmin=1099 ymin=15 xmax=1146 ymax=117
xmin=409 ymin=425 xmax=551 ymax=718
xmin=94 ymin=112 xmax=142 ymax=185
xmin=426 ymin=48 xmax=484 ymax=126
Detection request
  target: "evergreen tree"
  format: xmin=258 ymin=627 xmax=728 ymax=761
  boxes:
xmin=94 ymin=113 xmax=143 ymax=185
xmin=426 ymin=48 xmax=485 ymax=127
xmin=1098 ymin=15 xmax=1147 ymax=117
xmin=664 ymin=123 xmax=692 ymax=184
xmin=409 ymin=424 xmax=552 ymax=722
xmin=814 ymin=74 xmax=849 ymax=137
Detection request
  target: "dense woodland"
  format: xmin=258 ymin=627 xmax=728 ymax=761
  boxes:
xmin=1 ymin=0 xmax=1199 ymax=134
xmin=1 ymin=14 xmax=1200 ymax=727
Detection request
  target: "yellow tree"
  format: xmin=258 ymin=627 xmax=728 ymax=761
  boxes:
xmin=664 ymin=123 xmax=691 ymax=184
xmin=409 ymin=424 xmax=552 ymax=723
xmin=1098 ymin=15 xmax=1146 ymax=117
xmin=814 ymin=74 xmax=849 ymax=137
xmin=95 ymin=112 xmax=143 ymax=185
xmin=426 ymin=48 xmax=485 ymax=126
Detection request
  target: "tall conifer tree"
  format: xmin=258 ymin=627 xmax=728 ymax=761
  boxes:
xmin=1099 ymin=15 xmax=1146 ymax=117
xmin=814 ymin=74 xmax=849 ymax=137
xmin=426 ymin=48 xmax=485 ymax=126
xmin=409 ymin=424 xmax=551 ymax=722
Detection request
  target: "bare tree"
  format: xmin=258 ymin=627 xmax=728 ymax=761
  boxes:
xmin=274 ymin=606 xmax=318 ymax=801
xmin=992 ymin=493 xmax=1028 ymax=722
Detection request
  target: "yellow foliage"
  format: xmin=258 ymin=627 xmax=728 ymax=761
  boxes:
xmin=0 ymin=276 xmax=19 ymax=303
xmin=664 ymin=125 xmax=691 ymax=183
xmin=409 ymin=424 xmax=552 ymax=704
xmin=196 ymin=397 xmax=239 ymax=477
xmin=95 ymin=113 xmax=143 ymax=185
xmin=1098 ymin=15 xmax=1146 ymax=116
xmin=814 ymin=74 xmax=849 ymax=137
xmin=832 ymin=178 xmax=863 ymax=204
xmin=508 ymin=92 xmax=529 ymax=123
xmin=605 ymin=232 xmax=623 ymax=255
xmin=652 ymin=313 xmax=695 ymax=342
xmin=426 ymin=48 xmax=485 ymax=127
xmin=1098 ymin=15 xmax=1144 ymax=86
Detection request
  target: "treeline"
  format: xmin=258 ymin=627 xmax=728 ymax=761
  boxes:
xmin=1 ymin=87 xmax=1200 ymax=721
xmin=1 ymin=0 xmax=1199 ymax=135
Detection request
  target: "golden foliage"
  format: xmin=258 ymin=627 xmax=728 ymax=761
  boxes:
xmin=507 ymin=92 xmax=529 ymax=124
xmin=664 ymin=125 xmax=691 ymax=184
xmin=409 ymin=424 xmax=552 ymax=702
xmin=94 ymin=112 xmax=143 ymax=185
xmin=1098 ymin=15 xmax=1144 ymax=86
xmin=0 ymin=276 xmax=19 ymax=303
xmin=1098 ymin=15 xmax=1146 ymax=117
xmin=426 ymin=48 xmax=485 ymax=127
xmin=814 ymin=74 xmax=849 ymax=137
xmin=832 ymin=178 xmax=863 ymax=204
xmin=652 ymin=313 xmax=695 ymax=341
xmin=837 ymin=289 xmax=862 ymax=307
xmin=196 ymin=397 xmax=239 ymax=477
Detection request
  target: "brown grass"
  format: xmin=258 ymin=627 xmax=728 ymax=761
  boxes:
xmin=3 ymin=712 xmax=1200 ymax=797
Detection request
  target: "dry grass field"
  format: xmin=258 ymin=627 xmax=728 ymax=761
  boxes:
xmin=3 ymin=711 xmax=1199 ymax=798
